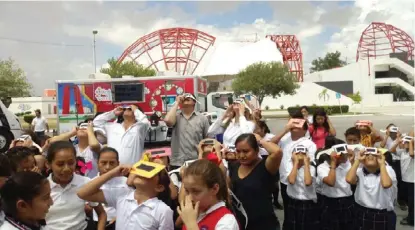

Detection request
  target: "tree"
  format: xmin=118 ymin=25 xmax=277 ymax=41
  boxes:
xmin=348 ymin=91 xmax=362 ymax=114
xmin=310 ymin=51 xmax=347 ymax=73
xmin=318 ymin=88 xmax=329 ymax=102
xmin=0 ymin=58 xmax=32 ymax=98
xmin=232 ymin=61 xmax=299 ymax=106
xmin=100 ymin=57 xmax=156 ymax=78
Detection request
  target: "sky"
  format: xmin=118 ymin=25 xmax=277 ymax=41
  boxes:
xmin=0 ymin=0 xmax=414 ymax=96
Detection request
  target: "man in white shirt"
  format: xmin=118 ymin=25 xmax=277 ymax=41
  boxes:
xmin=31 ymin=109 xmax=49 ymax=138
xmin=93 ymin=105 xmax=150 ymax=164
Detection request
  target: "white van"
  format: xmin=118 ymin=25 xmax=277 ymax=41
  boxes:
xmin=0 ymin=97 xmax=22 ymax=152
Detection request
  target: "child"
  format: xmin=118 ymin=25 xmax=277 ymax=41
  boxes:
xmin=44 ymin=141 xmax=107 ymax=230
xmin=317 ymin=145 xmax=353 ymax=230
xmin=286 ymin=145 xmax=320 ymax=230
xmin=0 ymin=171 xmax=53 ymax=230
xmin=91 ymin=147 xmax=127 ymax=230
xmin=344 ymin=127 xmax=361 ymax=145
xmin=76 ymin=161 xmax=174 ymax=230
xmin=396 ymin=137 xmax=414 ymax=226
xmin=346 ymin=148 xmax=397 ymax=230
xmin=6 ymin=146 xmax=40 ymax=174
xmin=355 ymin=121 xmax=382 ymax=147
xmin=178 ymin=159 xmax=239 ymax=230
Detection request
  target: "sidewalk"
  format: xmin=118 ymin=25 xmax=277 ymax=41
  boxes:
xmin=262 ymin=110 xmax=374 ymax=119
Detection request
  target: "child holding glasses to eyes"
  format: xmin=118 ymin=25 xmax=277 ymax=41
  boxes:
xmin=346 ymin=147 xmax=397 ymax=230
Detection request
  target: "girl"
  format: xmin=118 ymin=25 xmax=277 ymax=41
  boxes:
xmin=179 ymin=159 xmax=239 ymax=230
xmin=6 ymin=146 xmax=40 ymax=174
xmin=317 ymin=145 xmax=353 ymax=230
xmin=92 ymin=147 xmax=127 ymax=230
xmin=0 ymin=171 xmax=53 ymax=230
xmin=286 ymin=145 xmax=320 ymax=230
xmin=76 ymin=163 xmax=174 ymax=230
xmin=346 ymin=149 xmax=397 ymax=230
xmin=207 ymin=100 xmax=255 ymax=147
xmin=300 ymin=106 xmax=313 ymax=124
xmin=355 ymin=121 xmax=383 ymax=147
xmin=49 ymin=123 xmax=101 ymax=178
xmin=44 ymin=141 xmax=107 ymax=230
xmin=228 ymin=133 xmax=282 ymax=230
xmin=308 ymin=108 xmax=336 ymax=149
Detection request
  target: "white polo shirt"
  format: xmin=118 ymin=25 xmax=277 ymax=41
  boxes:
xmin=45 ymin=174 xmax=97 ymax=230
xmin=259 ymin=133 xmax=276 ymax=156
xmin=93 ymin=110 xmax=150 ymax=164
xmin=93 ymin=176 xmax=128 ymax=222
xmin=102 ymin=186 xmax=174 ymax=230
xmin=397 ymin=149 xmax=415 ymax=183
xmin=354 ymin=165 xmax=397 ymax=211
xmin=75 ymin=144 xmax=100 ymax=179
xmin=207 ymin=116 xmax=256 ymax=147
xmin=317 ymin=161 xmax=353 ymax=198
xmin=279 ymin=135 xmax=317 ymax=185
xmin=195 ymin=201 xmax=239 ymax=229
xmin=31 ymin=116 xmax=48 ymax=132
xmin=287 ymin=165 xmax=317 ymax=202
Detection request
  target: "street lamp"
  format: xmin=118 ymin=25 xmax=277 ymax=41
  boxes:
xmin=92 ymin=30 xmax=98 ymax=73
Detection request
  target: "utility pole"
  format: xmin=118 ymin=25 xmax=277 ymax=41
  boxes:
xmin=92 ymin=30 xmax=98 ymax=73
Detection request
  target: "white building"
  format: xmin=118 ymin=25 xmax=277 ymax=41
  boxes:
xmin=9 ymin=97 xmax=56 ymax=117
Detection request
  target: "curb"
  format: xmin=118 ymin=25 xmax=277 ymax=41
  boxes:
xmin=380 ymin=113 xmax=414 ymax=116
xmin=263 ymin=114 xmax=374 ymax=119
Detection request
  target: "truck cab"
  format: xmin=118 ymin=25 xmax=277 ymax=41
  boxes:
xmin=206 ymin=91 xmax=258 ymax=121
xmin=0 ymin=97 xmax=22 ymax=152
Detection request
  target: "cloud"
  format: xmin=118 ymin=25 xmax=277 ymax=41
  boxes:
xmin=0 ymin=1 xmax=412 ymax=96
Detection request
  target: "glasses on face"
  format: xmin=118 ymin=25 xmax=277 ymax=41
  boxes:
xmin=364 ymin=147 xmax=379 ymax=155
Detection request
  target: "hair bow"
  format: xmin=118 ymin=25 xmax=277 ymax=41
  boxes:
xmin=77 ymin=160 xmax=93 ymax=175
xmin=206 ymin=152 xmax=221 ymax=166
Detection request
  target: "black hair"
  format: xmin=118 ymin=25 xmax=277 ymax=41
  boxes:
xmin=290 ymin=110 xmax=308 ymax=130
xmin=256 ymin=120 xmax=270 ymax=134
xmin=384 ymin=151 xmax=393 ymax=166
xmin=6 ymin=147 xmax=34 ymax=173
xmin=0 ymin=154 xmax=12 ymax=177
xmin=29 ymin=146 xmax=41 ymax=156
xmin=46 ymin=141 xmax=76 ymax=163
xmin=300 ymin=106 xmax=309 ymax=112
xmin=345 ymin=127 xmax=361 ymax=138
xmin=97 ymin=147 xmax=119 ymax=161
xmin=324 ymin=136 xmax=346 ymax=149
xmin=386 ymin=123 xmax=395 ymax=129
xmin=315 ymin=149 xmax=331 ymax=166
xmin=21 ymin=129 xmax=42 ymax=146
xmin=156 ymin=170 xmax=173 ymax=208
xmin=0 ymin=171 xmax=48 ymax=216
xmin=312 ymin=108 xmax=330 ymax=134
xmin=235 ymin=133 xmax=259 ymax=152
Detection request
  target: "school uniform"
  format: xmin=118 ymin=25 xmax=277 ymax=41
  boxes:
xmin=386 ymin=138 xmax=407 ymax=204
xmin=75 ymin=144 xmax=100 ymax=179
xmin=182 ymin=201 xmax=239 ymax=230
xmin=278 ymin=134 xmax=317 ymax=229
xmin=353 ymin=165 xmax=397 ymax=230
xmin=0 ymin=216 xmax=45 ymax=230
xmin=397 ymin=148 xmax=414 ymax=225
xmin=45 ymin=174 xmax=98 ymax=230
xmin=92 ymin=176 xmax=128 ymax=229
xmin=317 ymin=161 xmax=354 ymax=230
xmin=102 ymin=185 xmax=174 ymax=230
xmin=286 ymin=165 xmax=320 ymax=230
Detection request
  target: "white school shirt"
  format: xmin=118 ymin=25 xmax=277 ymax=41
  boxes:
xmin=0 ymin=211 xmax=4 ymax=226
xmin=102 ymin=186 xmax=174 ymax=230
xmin=93 ymin=175 xmax=128 ymax=221
xmin=75 ymin=144 xmax=100 ymax=179
xmin=195 ymin=201 xmax=239 ymax=230
xmin=354 ymin=165 xmax=397 ymax=211
xmin=45 ymin=174 xmax=98 ymax=230
xmin=279 ymin=135 xmax=317 ymax=185
xmin=259 ymin=133 xmax=276 ymax=156
xmin=93 ymin=110 xmax=150 ymax=164
xmin=31 ymin=116 xmax=48 ymax=132
xmin=287 ymin=165 xmax=317 ymax=202
xmin=317 ymin=161 xmax=353 ymax=198
xmin=385 ymin=137 xmax=400 ymax=160
xmin=397 ymin=149 xmax=415 ymax=183
xmin=207 ymin=116 xmax=255 ymax=147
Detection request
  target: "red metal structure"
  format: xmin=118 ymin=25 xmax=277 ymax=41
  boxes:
xmin=266 ymin=35 xmax=304 ymax=82
xmin=117 ymin=28 xmax=216 ymax=75
xmin=356 ymin=22 xmax=414 ymax=62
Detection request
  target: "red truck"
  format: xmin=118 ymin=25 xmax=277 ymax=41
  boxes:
xmin=55 ymin=74 xmax=208 ymax=146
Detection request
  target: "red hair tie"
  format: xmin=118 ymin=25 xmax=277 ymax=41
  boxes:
xmin=206 ymin=152 xmax=221 ymax=166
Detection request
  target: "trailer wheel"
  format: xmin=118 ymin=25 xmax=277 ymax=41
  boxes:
xmin=0 ymin=128 xmax=13 ymax=152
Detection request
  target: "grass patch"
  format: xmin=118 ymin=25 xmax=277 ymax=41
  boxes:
xmin=19 ymin=118 xmax=58 ymax=130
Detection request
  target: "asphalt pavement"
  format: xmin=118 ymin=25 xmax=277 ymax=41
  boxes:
xmin=266 ymin=115 xmax=414 ymax=230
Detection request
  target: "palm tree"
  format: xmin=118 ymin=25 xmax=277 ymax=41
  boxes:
xmin=318 ymin=89 xmax=329 ymax=103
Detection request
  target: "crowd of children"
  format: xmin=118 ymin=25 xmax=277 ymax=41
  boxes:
xmin=0 ymin=103 xmax=413 ymax=230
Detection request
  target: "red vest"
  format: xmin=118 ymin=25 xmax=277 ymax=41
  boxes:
xmin=182 ymin=206 xmax=235 ymax=230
